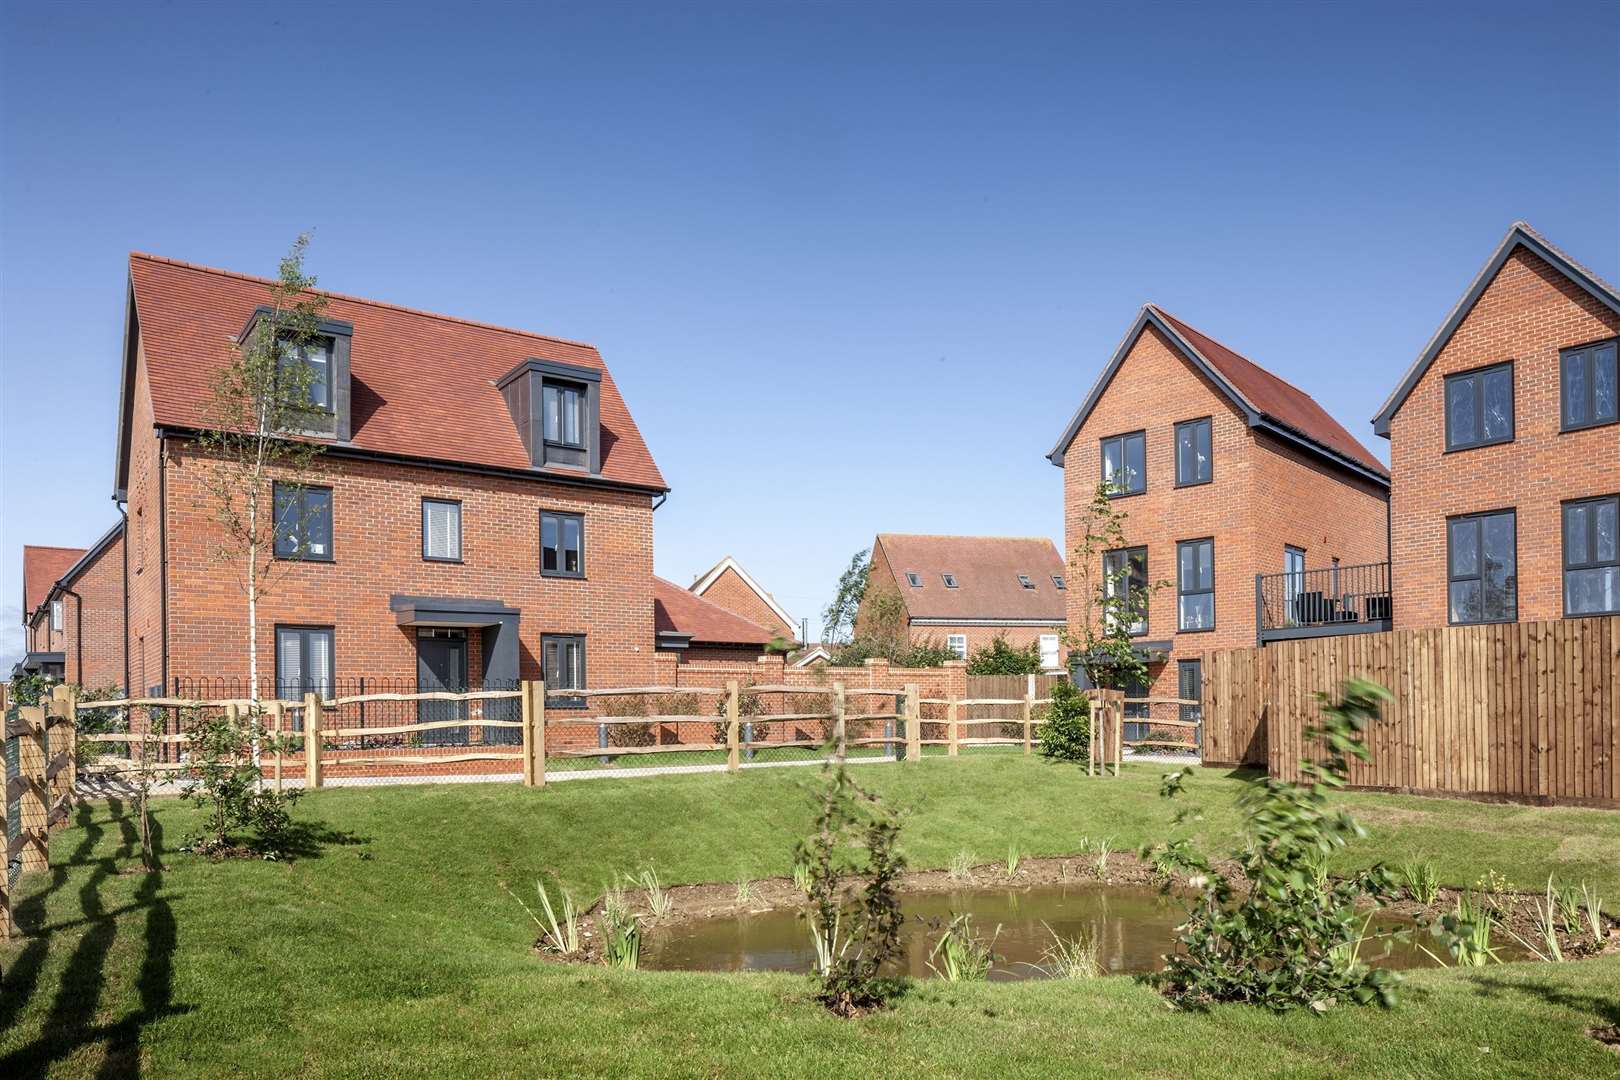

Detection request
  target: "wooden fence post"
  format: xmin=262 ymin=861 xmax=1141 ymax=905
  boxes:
xmin=269 ymin=701 xmax=285 ymax=793
xmin=520 ymin=679 xmax=536 ymax=787
xmin=533 ymin=681 xmax=547 ymax=789
xmin=17 ymin=705 xmax=48 ymax=873
xmin=832 ymin=681 xmax=847 ymax=761
xmin=1086 ymin=690 xmax=1097 ymax=777
xmin=1022 ymin=674 xmax=1034 ymax=756
xmin=1 ymin=686 xmax=12 ymax=940
xmin=904 ymin=683 xmax=921 ymax=762
xmin=303 ymin=692 xmax=323 ymax=789
xmin=725 ymin=681 xmax=741 ymax=772
xmin=947 ymin=697 xmax=959 ymax=757
xmin=1112 ymin=690 xmax=1123 ymax=777
xmin=48 ymin=686 xmax=72 ymax=812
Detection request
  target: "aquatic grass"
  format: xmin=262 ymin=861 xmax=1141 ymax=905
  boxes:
xmin=1553 ymin=879 xmax=1583 ymax=935
xmin=734 ymin=874 xmax=754 ymax=904
xmin=1036 ymin=923 xmax=1100 ymax=978
xmin=504 ymin=879 xmax=582 ymax=956
xmin=1397 ymin=859 xmax=1439 ymax=905
xmin=948 ymin=849 xmax=977 ymax=882
xmin=1581 ymin=882 xmax=1606 ymax=946
xmin=1428 ymin=891 xmax=1498 ymax=967
xmin=1093 ymin=837 xmax=1114 ymax=879
xmin=792 ymin=860 xmax=814 ymax=896
xmin=634 ymin=866 xmax=673 ymax=919
xmin=927 ymin=912 xmax=998 ymax=982
xmin=600 ymin=905 xmax=642 ymax=970
xmin=1004 ymin=844 xmax=1021 ymax=879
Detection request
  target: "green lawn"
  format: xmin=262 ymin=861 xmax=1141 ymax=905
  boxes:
xmin=4 ymin=757 xmax=1619 ymax=1079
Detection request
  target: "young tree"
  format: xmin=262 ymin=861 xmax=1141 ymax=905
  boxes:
xmin=1062 ymin=481 xmax=1166 ymax=691
xmin=197 ymin=235 xmax=330 ymax=700
xmin=821 ymin=548 xmax=870 ymax=643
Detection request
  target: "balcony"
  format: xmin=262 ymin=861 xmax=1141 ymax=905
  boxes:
xmin=1255 ymin=561 xmax=1391 ymax=643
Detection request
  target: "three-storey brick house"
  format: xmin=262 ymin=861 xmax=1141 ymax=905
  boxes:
xmin=1373 ymin=222 xmax=1619 ymax=628
xmin=113 ymin=253 xmax=667 ymax=711
xmin=1048 ymin=305 xmax=1391 ymax=703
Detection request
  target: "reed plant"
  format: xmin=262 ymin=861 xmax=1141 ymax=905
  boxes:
xmin=1397 ymin=860 xmax=1439 ymax=905
xmin=927 ymin=913 xmax=998 ymax=982
xmin=1036 ymin=923 xmax=1100 ymax=978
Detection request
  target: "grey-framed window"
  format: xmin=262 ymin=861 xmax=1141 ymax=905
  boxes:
xmin=50 ymin=599 xmax=63 ymax=633
xmin=542 ymin=634 xmax=586 ymax=708
xmin=941 ymin=573 xmax=958 ymax=588
xmin=1174 ymin=417 xmax=1213 ymax=486
xmin=1444 ymin=361 xmax=1513 ymax=451
xmin=1563 ymin=494 xmax=1618 ymax=616
xmin=422 ymin=498 xmax=462 ymax=562
xmin=277 ymin=334 xmax=335 ymax=413
xmin=272 ymin=482 xmax=333 ymax=560
xmin=275 ymin=625 xmax=334 ymax=704
xmin=1017 ymin=573 xmax=1035 ymax=590
xmin=1177 ymin=538 xmax=1215 ymax=631
xmin=905 ymin=572 xmax=922 ymax=587
xmin=1284 ymin=546 xmax=1305 ymax=625
xmin=542 ymin=379 xmax=587 ymax=449
xmin=1103 ymin=546 xmax=1148 ymax=636
xmin=1052 ymin=575 xmax=1066 ymax=591
xmin=1100 ymin=431 xmax=1146 ymax=495
xmin=946 ymin=633 xmax=967 ymax=659
xmin=540 ymin=510 xmax=584 ymax=577
xmin=1447 ymin=509 xmax=1517 ymax=624
xmin=1561 ymin=339 xmax=1618 ymax=432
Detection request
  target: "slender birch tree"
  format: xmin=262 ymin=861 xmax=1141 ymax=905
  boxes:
xmin=1063 ymin=481 xmax=1166 ymax=691
xmin=198 ymin=235 xmax=329 ymax=700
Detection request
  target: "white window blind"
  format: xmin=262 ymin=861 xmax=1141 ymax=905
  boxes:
xmin=424 ymin=500 xmax=461 ymax=560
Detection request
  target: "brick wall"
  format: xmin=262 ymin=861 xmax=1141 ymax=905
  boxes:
xmin=154 ymin=437 xmax=657 ymax=696
xmin=696 ymin=565 xmax=795 ymax=639
xmin=126 ymin=346 xmax=165 ymax=695
xmin=57 ymin=531 xmax=126 ymax=691
xmin=1388 ymin=247 xmax=1620 ymax=628
xmin=1061 ymin=322 xmax=1389 ymax=697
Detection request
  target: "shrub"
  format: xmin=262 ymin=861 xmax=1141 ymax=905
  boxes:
xmin=178 ymin=705 xmax=302 ymax=858
xmin=1037 ymin=681 xmax=1090 ymax=762
xmin=1143 ymin=678 xmax=1402 ymax=1012
xmin=599 ymin=693 xmax=656 ymax=747
xmin=966 ymin=634 xmax=1042 ymax=675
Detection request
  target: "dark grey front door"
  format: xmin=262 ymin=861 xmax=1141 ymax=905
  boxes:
xmin=417 ymin=631 xmax=468 ymax=746
xmin=1178 ymin=659 xmax=1202 ymax=748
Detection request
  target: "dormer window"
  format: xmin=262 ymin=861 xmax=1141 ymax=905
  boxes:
xmin=543 ymin=380 xmax=586 ymax=449
xmin=1017 ymin=574 xmax=1035 ymax=590
xmin=905 ymin=572 xmax=923 ymax=587
xmin=1052 ymin=575 xmax=1066 ymax=590
xmin=499 ymin=358 xmax=602 ymax=473
xmin=942 ymin=573 xmax=958 ymax=588
xmin=237 ymin=306 xmax=353 ymax=441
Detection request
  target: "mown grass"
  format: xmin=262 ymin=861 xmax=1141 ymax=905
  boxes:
xmin=3 ymin=756 xmax=1618 ymax=1078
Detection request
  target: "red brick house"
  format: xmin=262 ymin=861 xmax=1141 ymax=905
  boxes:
xmin=1048 ymin=305 xmax=1390 ymax=701
xmin=654 ymin=577 xmax=779 ymax=662
xmin=855 ymin=534 xmax=1068 ymax=668
xmin=1373 ymin=222 xmax=1619 ymax=628
xmin=688 ymin=555 xmax=799 ymax=643
xmin=17 ymin=526 xmax=127 ymax=691
xmin=113 ymin=252 xmax=667 ymax=710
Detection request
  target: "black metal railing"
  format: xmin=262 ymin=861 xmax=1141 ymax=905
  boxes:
xmin=1255 ymin=561 xmax=1391 ymax=638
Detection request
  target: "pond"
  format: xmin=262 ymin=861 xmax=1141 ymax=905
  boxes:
xmin=640 ymin=883 xmax=1489 ymax=980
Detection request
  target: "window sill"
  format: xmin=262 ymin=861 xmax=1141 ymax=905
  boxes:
xmin=1560 ymin=417 xmax=1618 ymax=434
xmin=1105 ymin=489 xmax=1146 ymax=500
xmin=1174 ymin=478 xmax=1213 ymax=489
xmin=1563 ymin=608 xmax=1620 ymax=619
xmin=1447 ymin=617 xmax=1519 ymax=627
xmin=274 ymin=554 xmax=335 ymax=563
xmin=1175 ymin=626 xmax=1217 ymax=635
xmin=423 ymin=556 xmax=464 ymax=565
xmin=1443 ymin=437 xmax=1514 ymax=455
xmin=541 ymin=571 xmax=586 ymax=580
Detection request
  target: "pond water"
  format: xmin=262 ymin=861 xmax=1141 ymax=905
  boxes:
xmin=640 ymin=883 xmax=1484 ymax=981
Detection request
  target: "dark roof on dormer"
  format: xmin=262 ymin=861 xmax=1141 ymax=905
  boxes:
xmin=117 ymin=253 xmax=665 ymax=493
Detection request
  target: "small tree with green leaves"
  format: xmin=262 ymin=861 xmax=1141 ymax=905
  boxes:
xmin=1062 ymin=481 xmax=1165 ymax=692
xmin=1142 ymin=679 xmax=1402 ymax=1012
xmin=197 ymin=234 xmax=330 ymax=702
xmin=966 ymin=634 xmax=1042 ymax=675
xmin=821 ymin=548 xmax=870 ymax=643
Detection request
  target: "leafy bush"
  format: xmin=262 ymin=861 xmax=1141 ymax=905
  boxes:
xmin=599 ymin=692 xmax=696 ymax=747
xmin=827 ymin=635 xmax=959 ymax=669
xmin=1037 ymin=681 xmax=1090 ymax=762
xmin=1143 ymin=678 xmax=1402 ymax=1012
xmin=797 ymin=752 xmax=906 ymax=1015
xmin=178 ymin=706 xmax=302 ymax=858
xmin=966 ymin=635 xmax=1042 ymax=675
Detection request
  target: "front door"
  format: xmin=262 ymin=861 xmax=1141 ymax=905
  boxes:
xmin=417 ymin=630 xmax=468 ymax=746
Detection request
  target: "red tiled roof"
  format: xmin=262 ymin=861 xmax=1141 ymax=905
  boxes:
xmin=1152 ymin=307 xmax=1388 ymax=477
xmin=876 ymin=535 xmax=1067 ymax=621
xmin=128 ymin=253 xmax=666 ymax=490
xmin=654 ymin=577 xmax=777 ymax=646
xmin=22 ymin=545 xmax=85 ymax=619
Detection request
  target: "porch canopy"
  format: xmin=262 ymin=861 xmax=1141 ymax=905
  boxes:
xmin=388 ymin=595 xmax=521 ymax=687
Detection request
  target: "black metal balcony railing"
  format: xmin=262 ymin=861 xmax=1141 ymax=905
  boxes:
xmin=1255 ymin=561 xmax=1391 ymax=641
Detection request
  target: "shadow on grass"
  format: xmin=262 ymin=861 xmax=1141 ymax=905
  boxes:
xmin=1462 ymin=969 xmax=1620 ymax=1030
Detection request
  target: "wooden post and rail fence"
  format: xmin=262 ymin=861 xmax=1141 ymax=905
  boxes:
xmin=3 ymin=672 xmax=1198 ymax=939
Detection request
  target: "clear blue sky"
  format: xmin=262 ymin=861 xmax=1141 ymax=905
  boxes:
xmin=2 ymin=1 xmax=1616 ymax=669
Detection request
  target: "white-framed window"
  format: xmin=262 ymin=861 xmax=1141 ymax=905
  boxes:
xmin=1038 ymin=634 xmax=1060 ymax=670
xmin=946 ymin=634 xmax=967 ymax=659
xmin=50 ymin=599 xmax=64 ymax=633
